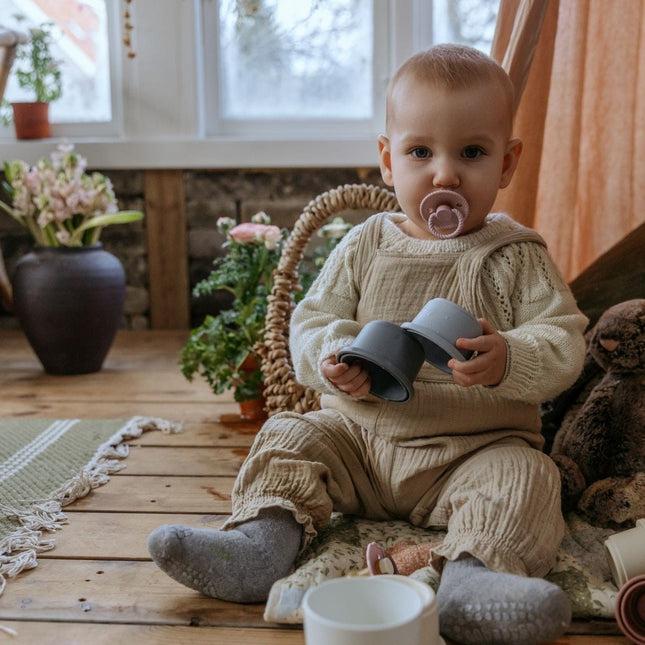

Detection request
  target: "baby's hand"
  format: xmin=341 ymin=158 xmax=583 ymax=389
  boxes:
xmin=322 ymin=354 xmax=371 ymax=398
xmin=448 ymin=319 xmax=506 ymax=387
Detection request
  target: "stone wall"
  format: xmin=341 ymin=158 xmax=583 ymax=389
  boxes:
xmin=0 ymin=167 xmax=384 ymax=330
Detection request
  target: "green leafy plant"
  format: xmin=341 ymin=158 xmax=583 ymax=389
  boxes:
xmin=180 ymin=213 xmax=286 ymax=402
xmin=180 ymin=213 xmax=353 ymax=402
xmin=0 ymin=143 xmax=143 ymax=246
xmin=1 ymin=19 xmax=63 ymax=126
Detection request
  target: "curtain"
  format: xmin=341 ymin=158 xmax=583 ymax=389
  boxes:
xmin=492 ymin=0 xmax=645 ymax=282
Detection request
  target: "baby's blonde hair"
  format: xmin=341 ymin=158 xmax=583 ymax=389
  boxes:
xmin=386 ymin=44 xmax=515 ymax=134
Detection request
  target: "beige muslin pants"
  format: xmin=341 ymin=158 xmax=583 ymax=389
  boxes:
xmin=227 ymin=408 xmax=565 ymax=577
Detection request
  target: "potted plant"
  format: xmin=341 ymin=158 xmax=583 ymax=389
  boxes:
xmin=180 ymin=212 xmax=285 ymax=420
xmin=180 ymin=212 xmax=353 ymax=420
xmin=0 ymin=142 xmax=143 ymax=374
xmin=1 ymin=19 xmax=62 ymax=139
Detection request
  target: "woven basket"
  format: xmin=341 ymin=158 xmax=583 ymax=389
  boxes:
xmin=258 ymin=183 xmax=400 ymax=417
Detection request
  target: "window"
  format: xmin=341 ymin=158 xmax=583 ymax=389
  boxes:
xmin=203 ymin=0 xmax=500 ymax=140
xmin=205 ymin=0 xmax=381 ymax=138
xmin=0 ymin=0 xmax=119 ymax=137
xmin=1 ymin=0 xmax=500 ymax=168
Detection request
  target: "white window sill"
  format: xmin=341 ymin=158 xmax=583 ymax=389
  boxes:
xmin=0 ymin=137 xmax=381 ymax=170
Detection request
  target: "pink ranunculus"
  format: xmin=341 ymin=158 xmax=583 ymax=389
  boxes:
xmin=229 ymin=222 xmax=265 ymax=244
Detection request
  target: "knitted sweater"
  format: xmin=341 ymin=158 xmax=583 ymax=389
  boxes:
xmin=290 ymin=212 xmax=588 ymax=447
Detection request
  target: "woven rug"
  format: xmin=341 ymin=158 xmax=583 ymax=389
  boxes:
xmin=0 ymin=416 xmax=181 ymax=595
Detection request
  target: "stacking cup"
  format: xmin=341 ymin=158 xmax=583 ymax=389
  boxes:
xmin=605 ymin=519 xmax=645 ymax=588
xmin=615 ymin=574 xmax=645 ymax=644
xmin=337 ymin=320 xmax=425 ymax=402
xmin=303 ymin=576 xmax=443 ymax=645
xmin=402 ymin=298 xmax=482 ymax=373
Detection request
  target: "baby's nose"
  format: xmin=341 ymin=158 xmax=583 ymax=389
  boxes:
xmin=432 ymin=159 xmax=459 ymax=188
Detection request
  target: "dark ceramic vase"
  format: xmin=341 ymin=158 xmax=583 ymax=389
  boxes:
xmin=12 ymin=244 xmax=126 ymax=375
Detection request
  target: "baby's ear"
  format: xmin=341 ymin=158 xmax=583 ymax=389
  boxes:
xmin=499 ymin=138 xmax=523 ymax=188
xmin=377 ymin=135 xmax=394 ymax=186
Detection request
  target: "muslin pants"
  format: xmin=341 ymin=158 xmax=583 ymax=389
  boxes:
xmin=227 ymin=408 xmax=565 ymax=577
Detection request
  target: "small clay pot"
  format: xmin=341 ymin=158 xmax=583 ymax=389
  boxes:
xmin=615 ymin=574 xmax=645 ymax=644
xmin=337 ymin=320 xmax=425 ymax=403
xmin=402 ymin=298 xmax=482 ymax=373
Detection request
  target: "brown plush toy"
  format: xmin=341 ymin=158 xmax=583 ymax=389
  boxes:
xmin=549 ymin=299 xmax=645 ymax=528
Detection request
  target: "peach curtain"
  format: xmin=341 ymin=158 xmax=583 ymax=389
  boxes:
xmin=492 ymin=0 xmax=645 ymax=281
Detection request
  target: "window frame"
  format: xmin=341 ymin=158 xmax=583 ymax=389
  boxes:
xmin=0 ymin=0 xmax=438 ymax=169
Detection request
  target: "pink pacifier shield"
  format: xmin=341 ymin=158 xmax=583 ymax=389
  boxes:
xmin=420 ymin=190 xmax=469 ymax=239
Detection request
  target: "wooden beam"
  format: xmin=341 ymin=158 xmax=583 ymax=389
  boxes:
xmin=144 ymin=169 xmax=190 ymax=329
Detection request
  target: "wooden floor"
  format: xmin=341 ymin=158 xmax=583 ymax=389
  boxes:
xmin=0 ymin=329 xmax=629 ymax=645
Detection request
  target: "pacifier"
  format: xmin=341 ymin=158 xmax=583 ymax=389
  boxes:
xmin=419 ymin=190 xmax=469 ymax=239
xmin=366 ymin=542 xmax=398 ymax=576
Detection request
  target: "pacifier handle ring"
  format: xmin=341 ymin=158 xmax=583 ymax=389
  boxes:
xmin=427 ymin=207 xmax=466 ymax=239
xmin=420 ymin=190 xmax=469 ymax=239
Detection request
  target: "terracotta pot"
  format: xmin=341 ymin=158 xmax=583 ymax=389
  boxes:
xmin=238 ymin=396 xmax=267 ymax=421
xmin=219 ymin=354 xmax=268 ymax=423
xmin=12 ymin=244 xmax=126 ymax=375
xmin=12 ymin=101 xmax=51 ymax=139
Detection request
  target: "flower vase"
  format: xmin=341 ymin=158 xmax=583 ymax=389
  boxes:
xmin=12 ymin=244 xmax=126 ymax=375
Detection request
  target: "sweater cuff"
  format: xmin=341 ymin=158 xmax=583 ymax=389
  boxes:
xmin=492 ymin=333 xmax=541 ymax=400
xmin=318 ymin=334 xmax=359 ymax=393
xmin=485 ymin=336 xmax=511 ymax=388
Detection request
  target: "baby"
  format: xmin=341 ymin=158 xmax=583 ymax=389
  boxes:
xmin=149 ymin=44 xmax=588 ymax=645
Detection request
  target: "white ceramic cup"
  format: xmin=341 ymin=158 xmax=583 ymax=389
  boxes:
xmin=604 ymin=518 xmax=645 ymax=588
xmin=303 ymin=576 xmax=442 ymax=645
xmin=378 ymin=575 xmax=441 ymax=645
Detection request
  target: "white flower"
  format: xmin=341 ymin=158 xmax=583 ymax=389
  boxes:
xmin=55 ymin=230 xmax=71 ymax=244
xmin=319 ymin=216 xmax=352 ymax=240
xmin=216 ymin=217 xmax=236 ymax=235
xmin=251 ymin=211 xmax=271 ymax=225
xmin=262 ymin=225 xmax=282 ymax=250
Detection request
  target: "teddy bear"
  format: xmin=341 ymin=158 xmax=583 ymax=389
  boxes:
xmin=547 ymin=299 xmax=645 ymax=528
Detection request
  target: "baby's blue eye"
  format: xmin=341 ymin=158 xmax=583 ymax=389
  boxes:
xmin=411 ymin=147 xmax=431 ymax=159
xmin=462 ymin=146 xmax=484 ymax=159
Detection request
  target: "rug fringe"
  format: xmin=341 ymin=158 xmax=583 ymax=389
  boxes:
xmin=0 ymin=416 xmax=182 ymax=596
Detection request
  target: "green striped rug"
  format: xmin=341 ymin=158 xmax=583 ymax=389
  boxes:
xmin=0 ymin=416 xmax=180 ymax=596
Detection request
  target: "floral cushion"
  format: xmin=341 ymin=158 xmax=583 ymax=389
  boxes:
xmin=264 ymin=512 xmax=619 ymax=624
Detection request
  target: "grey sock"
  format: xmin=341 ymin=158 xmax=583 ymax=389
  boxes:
xmin=147 ymin=507 xmax=302 ymax=603
xmin=437 ymin=556 xmax=571 ymax=645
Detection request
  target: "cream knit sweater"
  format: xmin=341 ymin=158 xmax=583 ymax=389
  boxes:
xmin=290 ymin=212 xmax=588 ymax=448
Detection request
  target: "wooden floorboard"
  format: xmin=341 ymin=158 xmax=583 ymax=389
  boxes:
xmin=0 ymin=329 xmax=629 ymax=644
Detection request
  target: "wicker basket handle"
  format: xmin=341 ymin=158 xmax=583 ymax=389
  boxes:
xmin=259 ymin=183 xmax=400 ymax=417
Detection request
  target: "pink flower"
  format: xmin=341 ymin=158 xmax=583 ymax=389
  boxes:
xmin=229 ymin=222 xmax=265 ymax=244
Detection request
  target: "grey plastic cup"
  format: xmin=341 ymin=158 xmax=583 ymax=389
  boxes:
xmin=401 ymin=298 xmax=482 ymax=373
xmin=337 ymin=320 xmax=425 ymax=403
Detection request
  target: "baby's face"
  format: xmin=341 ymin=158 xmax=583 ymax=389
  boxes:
xmin=379 ymin=77 xmax=520 ymax=240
